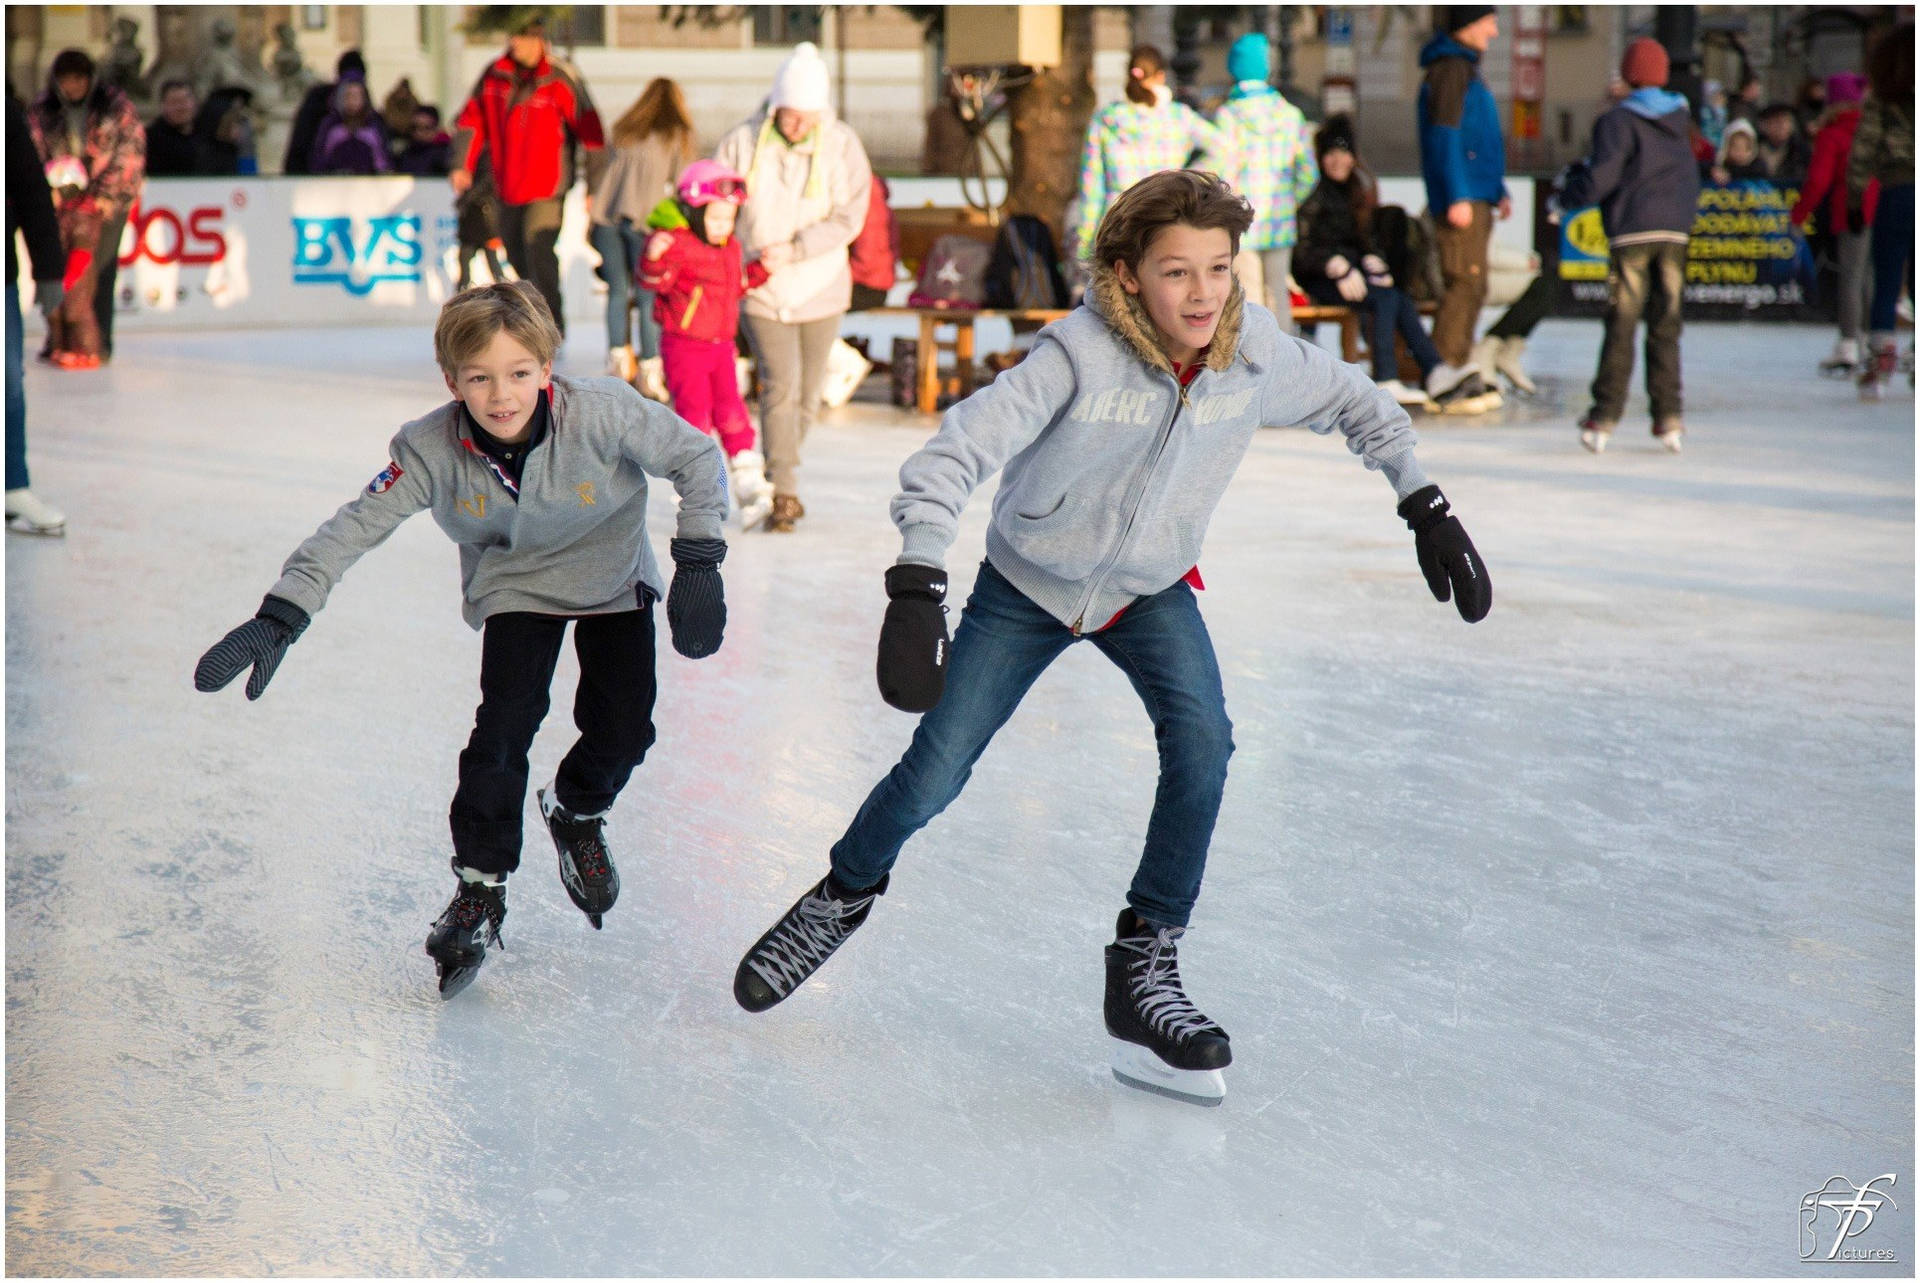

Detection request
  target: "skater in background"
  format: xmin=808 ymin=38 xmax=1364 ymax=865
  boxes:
xmin=714 ymin=41 xmax=873 ymax=534
xmin=24 ymin=48 xmax=145 ymax=372
xmin=588 ymin=76 xmax=696 ymax=399
xmin=1792 ymin=73 xmax=1878 ymax=379
xmin=639 ymin=159 xmax=781 ymax=531
xmin=1067 ymin=44 xmax=1221 ymax=271
xmin=193 ymin=281 xmax=730 ymax=998
xmin=731 ymin=170 xmax=1490 ymax=1108
xmin=1294 ymin=115 xmax=1483 ymax=411
xmin=1197 ymin=32 xmax=1316 ymax=314
xmin=1848 ymin=21 xmax=1914 ymax=402
xmin=450 ymin=12 xmax=604 ymax=338
xmin=7 ymin=91 xmax=69 ymax=535
xmin=1559 ymin=37 xmax=1700 ymax=454
xmin=1416 ymin=6 xmax=1509 ymax=415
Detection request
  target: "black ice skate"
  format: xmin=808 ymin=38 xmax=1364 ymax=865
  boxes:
xmin=425 ymin=865 xmax=507 ymax=1000
xmin=538 ymin=786 xmax=619 ymax=929
xmin=733 ymin=872 xmax=888 ymax=1012
xmin=1104 ymin=909 xmax=1231 ymax=1107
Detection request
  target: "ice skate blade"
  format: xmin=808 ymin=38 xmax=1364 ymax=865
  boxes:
xmin=436 ymin=962 xmax=481 ymax=1000
xmin=1110 ymin=1042 xmax=1226 ymax=1107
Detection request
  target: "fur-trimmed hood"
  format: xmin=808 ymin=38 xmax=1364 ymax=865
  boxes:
xmin=1083 ymin=259 xmax=1247 ymax=378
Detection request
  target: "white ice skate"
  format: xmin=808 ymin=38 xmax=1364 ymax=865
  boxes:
xmin=1819 ymin=337 xmax=1861 ymax=379
xmin=729 ymin=449 xmax=775 ymax=531
xmin=1109 ymin=1040 xmax=1227 ymax=1107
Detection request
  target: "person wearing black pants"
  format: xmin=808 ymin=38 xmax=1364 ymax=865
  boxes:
xmin=496 ymin=198 xmax=566 ymax=338
xmin=449 ymin=605 xmax=658 ymax=877
xmin=92 ymin=206 xmax=127 ymax=360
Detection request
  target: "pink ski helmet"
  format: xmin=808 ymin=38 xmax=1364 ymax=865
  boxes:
xmin=677 ymin=159 xmax=748 ymax=207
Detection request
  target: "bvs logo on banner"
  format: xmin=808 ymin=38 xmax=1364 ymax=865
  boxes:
xmin=291 ymin=214 xmax=424 ymax=295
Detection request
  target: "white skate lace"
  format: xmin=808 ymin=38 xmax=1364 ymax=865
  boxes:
xmin=747 ymin=885 xmax=875 ymax=996
xmin=1122 ymin=926 xmax=1219 ymax=1043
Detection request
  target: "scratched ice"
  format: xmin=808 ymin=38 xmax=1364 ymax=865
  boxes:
xmin=6 ymin=318 xmax=1911 ymax=1275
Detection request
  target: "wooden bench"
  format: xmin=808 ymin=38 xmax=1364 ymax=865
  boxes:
xmin=870 ymin=299 xmax=1440 ymax=416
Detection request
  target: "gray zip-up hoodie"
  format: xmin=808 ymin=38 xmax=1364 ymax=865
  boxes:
xmin=269 ymin=374 xmax=726 ymax=630
xmin=892 ymin=264 xmax=1432 ymax=632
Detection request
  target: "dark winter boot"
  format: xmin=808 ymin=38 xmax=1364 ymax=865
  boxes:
xmin=1105 ymin=908 xmax=1231 ymax=1105
xmin=734 ymin=871 xmax=888 ymax=1012
xmin=539 ymin=786 xmax=619 ymax=929
xmin=425 ymin=863 xmax=508 ymax=999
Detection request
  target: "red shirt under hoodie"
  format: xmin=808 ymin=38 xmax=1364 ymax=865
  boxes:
xmin=638 ymin=229 xmax=771 ymax=345
xmin=454 ymin=53 xmax=603 ymax=206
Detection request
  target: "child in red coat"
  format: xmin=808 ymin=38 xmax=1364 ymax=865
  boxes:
xmin=640 ymin=160 xmax=782 ymax=529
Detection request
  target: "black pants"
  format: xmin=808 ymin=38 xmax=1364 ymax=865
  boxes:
xmin=448 ymin=607 xmax=657 ymax=876
xmin=499 ymin=197 xmax=566 ymax=335
xmin=1486 ymin=273 xmax=1557 ymax=340
xmin=1589 ymin=242 xmax=1685 ymax=424
xmin=94 ymin=207 xmax=127 ymax=359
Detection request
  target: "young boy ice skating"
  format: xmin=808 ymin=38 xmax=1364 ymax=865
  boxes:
xmin=731 ymin=170 xmax=1491 ymax=1106
xmin=194 ymin=281 xmax=730 ymax=998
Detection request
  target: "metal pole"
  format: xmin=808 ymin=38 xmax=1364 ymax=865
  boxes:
xmin=1655 ymin=6 xmax=1703 ymax=118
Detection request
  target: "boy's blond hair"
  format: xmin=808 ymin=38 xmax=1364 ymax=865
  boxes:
xmin=1091 ymin=169 xmax=1254 ymax=271
xmin=434 ymin=280 xmax=563 ymax=373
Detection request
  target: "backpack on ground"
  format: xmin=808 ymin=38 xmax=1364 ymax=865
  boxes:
xmin=907 ymin=234 xmax=993 ymax=310
xmin=984 ymin=214 xmax=1070 ymax=310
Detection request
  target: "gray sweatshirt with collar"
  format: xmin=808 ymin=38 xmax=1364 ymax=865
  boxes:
xmin=891 ymin=264 xmax=1432 ymax=633
xmin=268 ymin=374 xmax=727 ymax=630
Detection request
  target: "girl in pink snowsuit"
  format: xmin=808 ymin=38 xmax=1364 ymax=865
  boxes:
xmin=639 ymin=160 xmax=782 ymax=527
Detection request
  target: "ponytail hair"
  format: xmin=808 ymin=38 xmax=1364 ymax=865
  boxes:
xmin=1125 ymin=44 xmax=1167 ymax=105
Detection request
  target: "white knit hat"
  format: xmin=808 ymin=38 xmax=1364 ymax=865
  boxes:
xmin=769 ymin=41 xmax=831 ymax=112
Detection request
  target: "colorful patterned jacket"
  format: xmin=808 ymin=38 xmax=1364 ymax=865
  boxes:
xmin=1068 ymin=97 xmax=1222 ymax=262
xmin=25 ymin=77 xmax=145 ymax=213
xmin=1197 ymin=84 xmax=1317 ymax=252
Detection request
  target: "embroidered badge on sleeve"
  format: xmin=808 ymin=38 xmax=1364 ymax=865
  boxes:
xmin=367 ymin=460 xmax=405 ymax=494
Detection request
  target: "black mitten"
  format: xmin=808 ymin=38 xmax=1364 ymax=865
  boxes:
xmin=876 ymin=564 xmax=949 ymax=712
xmin=1397 ymin=486 xmax=1492 ymax=623
xmin=194 ymin=595 xmax=311 ymax=699
xmin=666 ymin=536 xmax=727 ymax=658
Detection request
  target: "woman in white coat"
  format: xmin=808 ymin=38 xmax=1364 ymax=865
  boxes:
xmin=714 ymin=42 xmax=874 ymax=532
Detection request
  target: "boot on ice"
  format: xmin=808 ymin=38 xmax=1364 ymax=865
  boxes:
xmin=426 ymin=863 xmax=508 ymax=999
xmin=1105 ymin=909 xmax=1231 ymax=1106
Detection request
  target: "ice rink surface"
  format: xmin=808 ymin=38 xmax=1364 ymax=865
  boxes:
xmin=6 ymin=317 xmax=1913 ymax=1276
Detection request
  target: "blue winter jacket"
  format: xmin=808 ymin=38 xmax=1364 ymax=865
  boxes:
xmin=1557 ymin=88 xmax=1701 ymax=247
xmin=1417 ymin=33 xmax=1508 ymax=213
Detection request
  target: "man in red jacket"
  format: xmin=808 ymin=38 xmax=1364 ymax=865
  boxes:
xmin=450 ymin=14 xmax=603 ymax=334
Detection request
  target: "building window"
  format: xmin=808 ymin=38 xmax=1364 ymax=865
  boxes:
xmin=753 ymin=6 xmax=822 ymax=48
xmin=551 ymin=5 xmax=607 ymax=48
xmin=300 ymin=5 xmax=327 ymax=32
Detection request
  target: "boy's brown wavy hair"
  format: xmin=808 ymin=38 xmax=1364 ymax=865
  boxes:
xmin=435 ymin=280 xmax=562 ymax=373
xmin=1092 ymin=169 xmax=1254 ymax=272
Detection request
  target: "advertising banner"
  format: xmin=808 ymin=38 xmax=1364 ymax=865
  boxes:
xmin=18 ymin=176 xmax=602 ymax=331
xmin=1557 ymin=178 xmax=1819 ymax=318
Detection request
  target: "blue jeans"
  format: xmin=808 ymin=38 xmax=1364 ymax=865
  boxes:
xmin=590 ymin=220 xmax=658 ymax=359
xmin=1361 ymin=283 xmax=1442 ymax=382
xmin=831 ymin=560 xmax=1236 ymax=927
xmin=6 ymin=282 xmax=27 ymax=492
xmin=1869 ymin=183 xmax=1913 ymax=334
